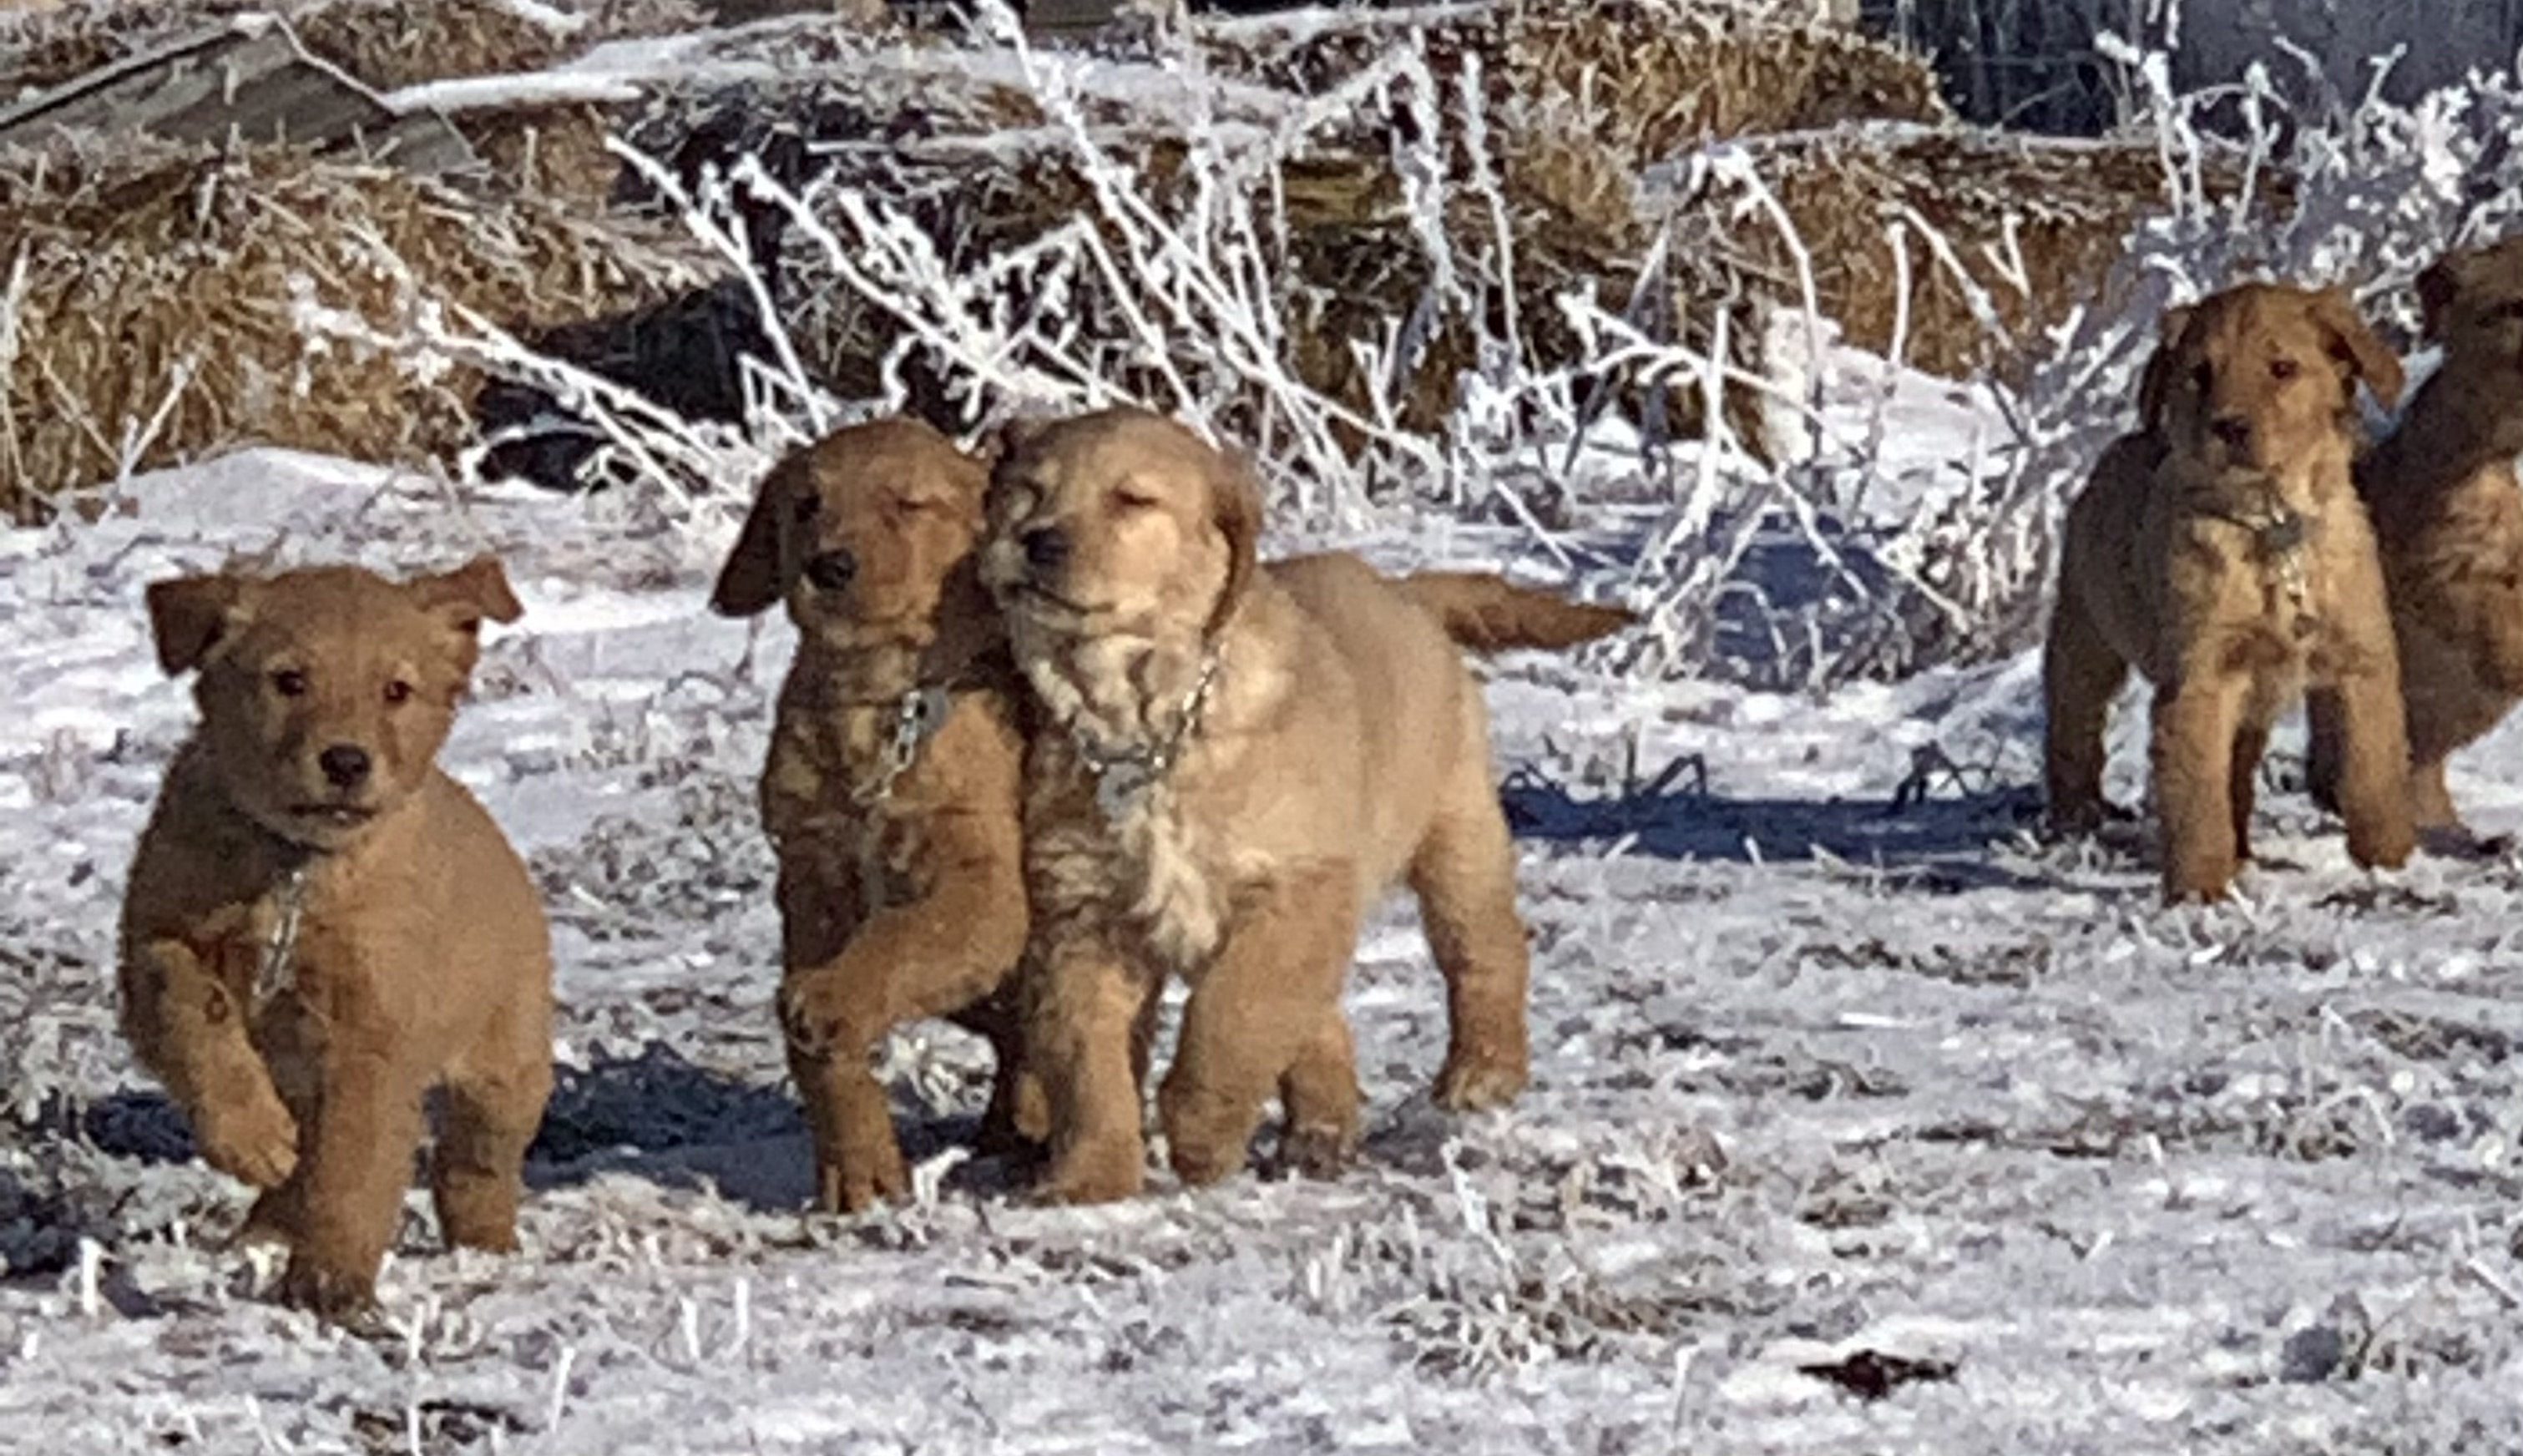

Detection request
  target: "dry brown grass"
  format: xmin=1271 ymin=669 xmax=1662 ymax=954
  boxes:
xmin=0 ymin=139 xmax=710 ymax=517
xmin=1656 ymin=129 xmax=2279 ymax=385
xmin=0 ymin=0 xmax=704 ymax=94
xmin=1206 ymin=0 xmax=1952 ymax=161
xmin=455 ymin=103 xmax=626 ymax=205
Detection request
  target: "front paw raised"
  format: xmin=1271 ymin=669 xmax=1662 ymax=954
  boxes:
xmin=195 ymin=1085 xmax=300 ymax=1189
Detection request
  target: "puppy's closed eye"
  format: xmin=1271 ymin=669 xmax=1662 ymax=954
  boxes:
xmin=1110 ymin=489 xmax=1160 ymax=512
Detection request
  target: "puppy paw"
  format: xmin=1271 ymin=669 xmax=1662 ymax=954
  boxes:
xmin=1432 ymin=1054 xmax=1528 ymax=1113
xmin=1271 ymin=1121 xmax=1358 ymax=1182
xmin=275 ymin=1252 xmax=378 ymax=1322
xmin=195 ymin=1089 xmax=301 ymax=1190
xmin=1030 ymin=1144 xmax=1146 ymax=1206
xmin=228 ymin=1188 xmax=300 ymax=1252
xmin=815 ymin=1147 xmax=911 ymax=1216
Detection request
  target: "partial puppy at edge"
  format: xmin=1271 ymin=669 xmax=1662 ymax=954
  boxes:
xmin=2306 ymin=235 xmax=2523 ymax=855
xmin=983 ymin=405 xmax=1633 ymax=1205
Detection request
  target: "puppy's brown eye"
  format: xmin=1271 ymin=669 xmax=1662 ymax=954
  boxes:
xmin=383 ymin=680 xmax=413 ymax=705
xmin=272 ymin=670 xmax=308 ymax=698
xmin=2269 ymin=358 xmax=2301 ymax=381
xmin=791 ymin=495 xmax=819 ymax=523
xmin=2191 ymin=363 xmax=2213 ymax=393
xmin=2494 ymin=300 xmax=2523 ymax=322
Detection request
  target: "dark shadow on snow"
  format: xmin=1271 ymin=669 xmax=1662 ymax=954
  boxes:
xmin=23 ymin=1048 xmax=1021 ymax=1224
xmin=1499 ymin=768 xmax=2050 ymax=892
xmin=524 ymin=1042 xmax=1029 ymax=1213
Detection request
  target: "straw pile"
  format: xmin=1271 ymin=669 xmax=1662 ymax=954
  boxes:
xmin=0 ymin=0 xmax=704 ymax=201
xmin=0 ymin=139 xmax=711 ymax=517
xmin=736 ymin=2 xmax=2199 ymax=458
xmin=1204 ymin=1 xmax=1954 ymax=160
xmin=1654 ymin=127 xmax=2281 ymax=384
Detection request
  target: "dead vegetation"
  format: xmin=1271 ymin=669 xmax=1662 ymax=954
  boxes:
xmin=0 ymin=139 xmax=709 ymax=518
xmin=0 ymin=0 xmax=2252 ymax=503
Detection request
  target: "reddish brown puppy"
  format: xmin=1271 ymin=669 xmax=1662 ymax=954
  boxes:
xmin=711 ymin=418 xmax=1039 ymax=1213
xmin=2044 ymin=282 xmax=2414 ymax=902
xmin=2308 ymin=236 xmax=2523 ymax=852
xmin=120 ymin=556 xmax=549 ymax=1318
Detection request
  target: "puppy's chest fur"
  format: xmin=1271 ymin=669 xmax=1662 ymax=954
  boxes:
xmin=760 ymin=654 xmax=1005 ymax=915
xmin=1019 ymin=636 xmax=1242 ymax=973
xmin=2151 ymin=458 xmax=2374 ymax=671
xmin=139 ymin=828 xmax=420 ymax=1051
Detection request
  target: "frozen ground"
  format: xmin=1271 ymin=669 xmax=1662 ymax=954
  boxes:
xmin=7 ymin=408 xmax=2523 ymax=1456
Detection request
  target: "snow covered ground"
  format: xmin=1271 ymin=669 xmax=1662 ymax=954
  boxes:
xmin=8 ymin=382 xmax=2523 ymax=1456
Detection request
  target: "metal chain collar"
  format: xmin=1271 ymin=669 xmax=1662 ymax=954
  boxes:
xmin=1073 ymin=649 xmax=1222 ymax=822
xmin=253 ymin=866 xmax=311 ymax=1009
xmin=853 ymin=685 xmax=952 ymax=810
xmin=2205 ymin=486 xmax=2313 ymax=618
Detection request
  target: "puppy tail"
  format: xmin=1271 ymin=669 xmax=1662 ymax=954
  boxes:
xmin=1393 ymin=572 xmax=1635 ymax=654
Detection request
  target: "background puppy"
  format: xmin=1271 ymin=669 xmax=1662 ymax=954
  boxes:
xmin=985 ymin=407 xmax=1630 ymax=1204
xmin=2306 ymin=237 xmax=2523 ymax=852
xmin=711 ymin=418 xmax=1037 ymax=1214
xmin=121 ymin=556 xmax=548 ymax=1317
xmin=2043 ymin=282 xmax=2414 ymax=902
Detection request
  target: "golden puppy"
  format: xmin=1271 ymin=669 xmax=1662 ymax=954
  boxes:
xmin=2043 ymin=282 xmax=2415 ymax=902
xmin=984 ymin=407 xmax=1631 ymax=1203
xmin=710 ymin=418 xmax=1037 ymax=1214
xmin=2306 ymin=237 xmax=2523 ymax=850
xmin=120 ymin=556 xmax=549 ymax=1317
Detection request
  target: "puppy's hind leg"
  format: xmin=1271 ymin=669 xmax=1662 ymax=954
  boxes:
xmin=1159 ymin=869 xmax=1360 ymax=1190
xmin=2228 ymin=707 xmax=2275 ymax=865
xmin=1273 ymin=1009 xmax=1363 ymax=1180
xmin=432 ymin=985 xmax=554 ymax=1253
xmin=2042 ymin=588 xmax=2131 ymax=832
xmin=1412 ymin=713 xmax=1534 ymax=1112
xmin=2302 ymin=687 xmax=2347 ymax=817
xmin=2328 ymin=658 xmax=2419 ymax=872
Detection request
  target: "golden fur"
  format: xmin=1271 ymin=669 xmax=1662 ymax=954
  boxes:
xmin=2306 ymin=237 xmax=2523 ymax=851
xmin=984 ymin=407 xmax=1631 ymax=1203
xmin=2043 ymin=281 xmax=2415 ymax=902
xmin=710 ymin=418 xmax=1039 ymax=1213
xmin=119 ymin=556 xmax=549 ymax=1318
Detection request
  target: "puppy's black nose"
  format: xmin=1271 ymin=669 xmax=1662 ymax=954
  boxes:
xmin=1022 ymin=527 xmax=1069 ymax=574
xmin=803 ymin=550 xmax=857 ymax=593
xmin=318 ymin=745 xmax=372 ymax=788
xmin=2209 ymin=415 xmax=2254 ymax=452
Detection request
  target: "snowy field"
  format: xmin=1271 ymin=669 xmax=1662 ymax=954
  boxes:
xmin=8 ymin=365 xmax=2523 ymax=1455
xmin=11 ymin=1 xmax=2523 ymax=1449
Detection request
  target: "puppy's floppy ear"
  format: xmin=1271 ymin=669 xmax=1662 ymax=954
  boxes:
xmin=414 ymin=554 xmax=525 ymax=634
xmin=1203 ymin=446 xmax=1265 ymax=639
xmin=710 ymin=452 xmax=804 ymax=618
xmin=2136 ymin=301 xmax=2196 ymax=434
xmin=2313 ymin=283 xmax=2405 ymax=411
xmin=2416 ymin=251 xmax=2470 ymax=341
xmin=987 ymin=414 xmax=1050 ymax=471
xmin=144 ymin=573 xmax=253 ymax=676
